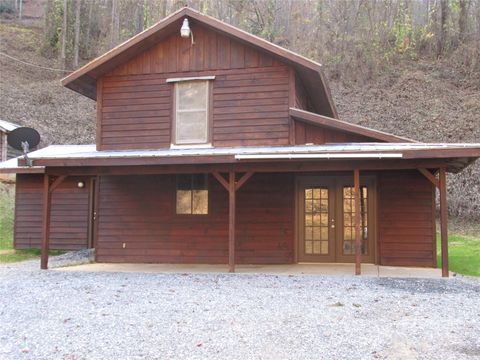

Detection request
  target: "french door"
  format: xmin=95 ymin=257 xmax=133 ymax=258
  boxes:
xmin=297 ymin=176 xmax=375 ymax=263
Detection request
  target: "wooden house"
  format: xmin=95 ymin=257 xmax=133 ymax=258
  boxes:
xmin=1 ymin=8 xmax=479 ymax=276
xmin=0 ymin=119 xmax=20 ymax=163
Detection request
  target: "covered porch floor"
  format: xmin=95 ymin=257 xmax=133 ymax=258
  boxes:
xmin=55 ymin=263 xmax=447 ymax=278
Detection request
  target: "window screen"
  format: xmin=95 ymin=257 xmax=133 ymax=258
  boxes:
xmin=175 ymin=81 xmax=209 ymax=145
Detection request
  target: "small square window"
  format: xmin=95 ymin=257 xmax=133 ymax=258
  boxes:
xmin=174 ymin=81 xmax=210 ymax=145
xmin=176 ymin=174 xmax=208 ymax=215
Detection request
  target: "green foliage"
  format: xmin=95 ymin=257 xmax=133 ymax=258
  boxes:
xmin=0 ymin=183 xmax=15 ymax=251
xmin=437 ymin=233 xmax=480 ymax=277
xmin=0 ymin=249 xmax=65 ymax=263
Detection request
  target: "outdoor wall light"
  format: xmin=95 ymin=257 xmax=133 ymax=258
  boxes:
xmin=77 ymin=181 xmax=85 ymax=189
xmin=180 ymin=18 xmax=195 ymax=45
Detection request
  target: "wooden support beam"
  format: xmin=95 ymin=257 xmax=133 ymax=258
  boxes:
xmin=41 ymin=174 xmax=52 ymax=270
xmin=212 ymin=171 xmax=229 ymax=191
xmin=439 ymin=167 xmax=449 ymax=277
xmin=354 ymin=169 xmax=361 ymax=275
xmin=49 ymin=175 xmax=67 ymax=193
xmin=418 ymin=168 xmax=439 ymax=188
xmin=213 ymin=170 xmax=254 ymax=273
xmin=235 ymin=172 xmax=254 ymax=191
xmin=228 ymin=171 xmax=236 ymax=273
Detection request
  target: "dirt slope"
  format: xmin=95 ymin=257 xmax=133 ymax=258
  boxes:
xmin=0 ymin=20 xmax=478 ymax=220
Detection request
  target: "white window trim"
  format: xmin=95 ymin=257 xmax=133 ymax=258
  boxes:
xmin=167 ymin=75 xmax=215 ymax=83
xmin=174 ymin=80 xmax=210 ymax=146
xmin=170 ymin=143 xmax=213 ymax=149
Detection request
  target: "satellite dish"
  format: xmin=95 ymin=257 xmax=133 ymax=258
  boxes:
xmin=7 ymin=127 xmax=40 ymax=167
xmin=7 ymin=127 xmax=40 ymax=151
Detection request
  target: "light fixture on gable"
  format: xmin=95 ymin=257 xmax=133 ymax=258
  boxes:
xmin=180 ymin=18 xmax=195 ymax=45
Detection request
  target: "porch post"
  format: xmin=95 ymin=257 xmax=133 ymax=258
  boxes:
xmin=228 ymin=171 xmax=236 ymax=273
xmin=439 ymin=167 xmax=449 ymax=277
xmin=354 ymin=169 xmax=361 ymax=275
xmin=41 ymin=174 xmax=52 ymax=270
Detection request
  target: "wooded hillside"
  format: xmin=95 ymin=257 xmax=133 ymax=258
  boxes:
xmin=0 ymin=0 xmax=479 ymax=220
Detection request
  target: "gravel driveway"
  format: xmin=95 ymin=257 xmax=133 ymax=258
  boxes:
xmin=1 ymin=257 xmax=479 ymax=360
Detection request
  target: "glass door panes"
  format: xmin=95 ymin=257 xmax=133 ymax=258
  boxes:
xmin=304 ymin=187 xmax=330 ymax=255
xmin=342 ymin=186 xmax=368 ymax=255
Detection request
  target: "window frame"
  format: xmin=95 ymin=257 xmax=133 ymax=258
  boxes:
xmin=175 ymin=174 xmax=209 ymax=216
xmin=170 ymin=78 xmax=214 ymax=147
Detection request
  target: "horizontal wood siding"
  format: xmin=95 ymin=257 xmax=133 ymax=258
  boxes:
xmin=95 ymin=173 xmax=294 ymax=264
xmin=100 ymin=76 xmax=172 ymax=149
xmin=0 ymin=132 xmax=5 ymax=162
xmin=212 ymin=66 xmax=289 ymax=146
xmin=99 ymin=25 xmax=290 ymax=150
xmin=378 ymin=170 xmax=436 ymax=267
xmin=14 ymin=174 xmax=90 ymax=250
xmin=294 ymin=122 xmax=374 ymax=144
xmin=237 ymin=173 xmax=295 ymax=263
xmin=295 ymin=76 xmax=312 ymax=111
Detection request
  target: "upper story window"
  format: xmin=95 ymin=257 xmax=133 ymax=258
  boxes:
xmin=168 ymin=77 xmax=214 ymax=146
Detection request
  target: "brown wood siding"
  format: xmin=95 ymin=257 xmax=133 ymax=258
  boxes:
xmin=377 ymin=170 xmax=436 ymax=267
xmin=294 ymin=122 xmax=374 ymax=144
xmin=95 ymin=173 xmax=294 ymax=264
xmin=0 ymin=132 xmax=5 ymax=162
xmin=99 ymin=26 xmax=290 ymax=150
xmin=295 ymin=76 xmax=312 ymax=111
xmin=14 ymin=174 xmax=90 ymax=250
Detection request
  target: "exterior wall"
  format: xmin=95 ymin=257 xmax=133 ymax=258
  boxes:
xmin=294 ymin=122 xmax=374 ymax=144
xmin=295 ymin=76 xmax=313 ymax=111
xmin=377 ymin=170 xmax=436 ymax=267
xmin=0 ymin=132 xmax=6 ymax=162
xmin=95 ymin=173 xmax=295 ymax=264
xmin=97 ymin=25 xmax=293 ymax=150
xmin=14 ymin=174 xmax=90 ymax=250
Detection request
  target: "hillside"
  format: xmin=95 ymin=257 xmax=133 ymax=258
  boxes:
xmin=0 ymin=19 xmax=479 ymax=221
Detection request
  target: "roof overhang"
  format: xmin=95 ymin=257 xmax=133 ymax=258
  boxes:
xmin=0 ymin=157 xmax=45 ymax=174
xmin=2 ymin=143 xmax=479 ymax=175
xmin=61 ymin=7 xmax=337 ymax=117
xmin=0 ymin=119 xmax=20 ymax=133
xmin=290 ymin=108 xmax=416 ymax=143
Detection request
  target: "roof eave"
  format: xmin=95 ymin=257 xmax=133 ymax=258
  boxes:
xmin=60 ymin=7 xmax=337 ymax=116
xmin=290 ymin=108 xmax=417 ymax=143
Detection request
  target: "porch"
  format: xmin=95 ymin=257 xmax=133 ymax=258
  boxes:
xmin=5 ymin=142 xmax=479 ymax=277
xmin=55 ymin=262 xmax=446 ymax=278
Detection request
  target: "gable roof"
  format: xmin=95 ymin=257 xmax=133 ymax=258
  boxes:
xmin=62 ymin=6 xmax=337 ymax=118
xmin=290 ymin=108 xmax=416 ymax=143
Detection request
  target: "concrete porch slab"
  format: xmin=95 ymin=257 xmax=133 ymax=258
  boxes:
xmin=56 ymin=263 xmax=446 ymax=278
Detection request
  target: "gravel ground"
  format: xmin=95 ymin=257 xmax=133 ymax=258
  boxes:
xmin=1 ymin=254 xmax=479 ymax=360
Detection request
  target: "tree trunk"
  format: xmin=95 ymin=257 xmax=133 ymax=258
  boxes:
xmin=110 ymin=0 xmax=119 ymax=48
xmin=135 ymin=0 xmax=144 ymax=34
xmin=85 ymin=0 xmax=95 ymax=58
xmin=458 ymin=0 xmax=468 ymax=44
xmin=18 ymin=0 xmax=22 ymax=20
xmin=73 ymin=0 xmax=81 ymax=68
xmin=60 ymin=0 xmax=68 ymax=68
xmin=437 ymin=0 xmax=448 ymax=57
xmin=159 ymin=0 xmax=167 ymax=19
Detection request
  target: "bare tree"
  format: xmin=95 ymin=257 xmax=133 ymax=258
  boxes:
xmin=60 ymin=0 xmax=68 ymax=68
xmin=458 ymin=0 xmax=468 ymax=43
xmin=73 ymin=0 xmax=82 ymax=67
xmin=437 ymin=0 xmax=449 ymax=57
xmin=110 ymin=0 xmax=120 ymax=48
xmin=18 ymin=0 xmax=22 ymax=20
